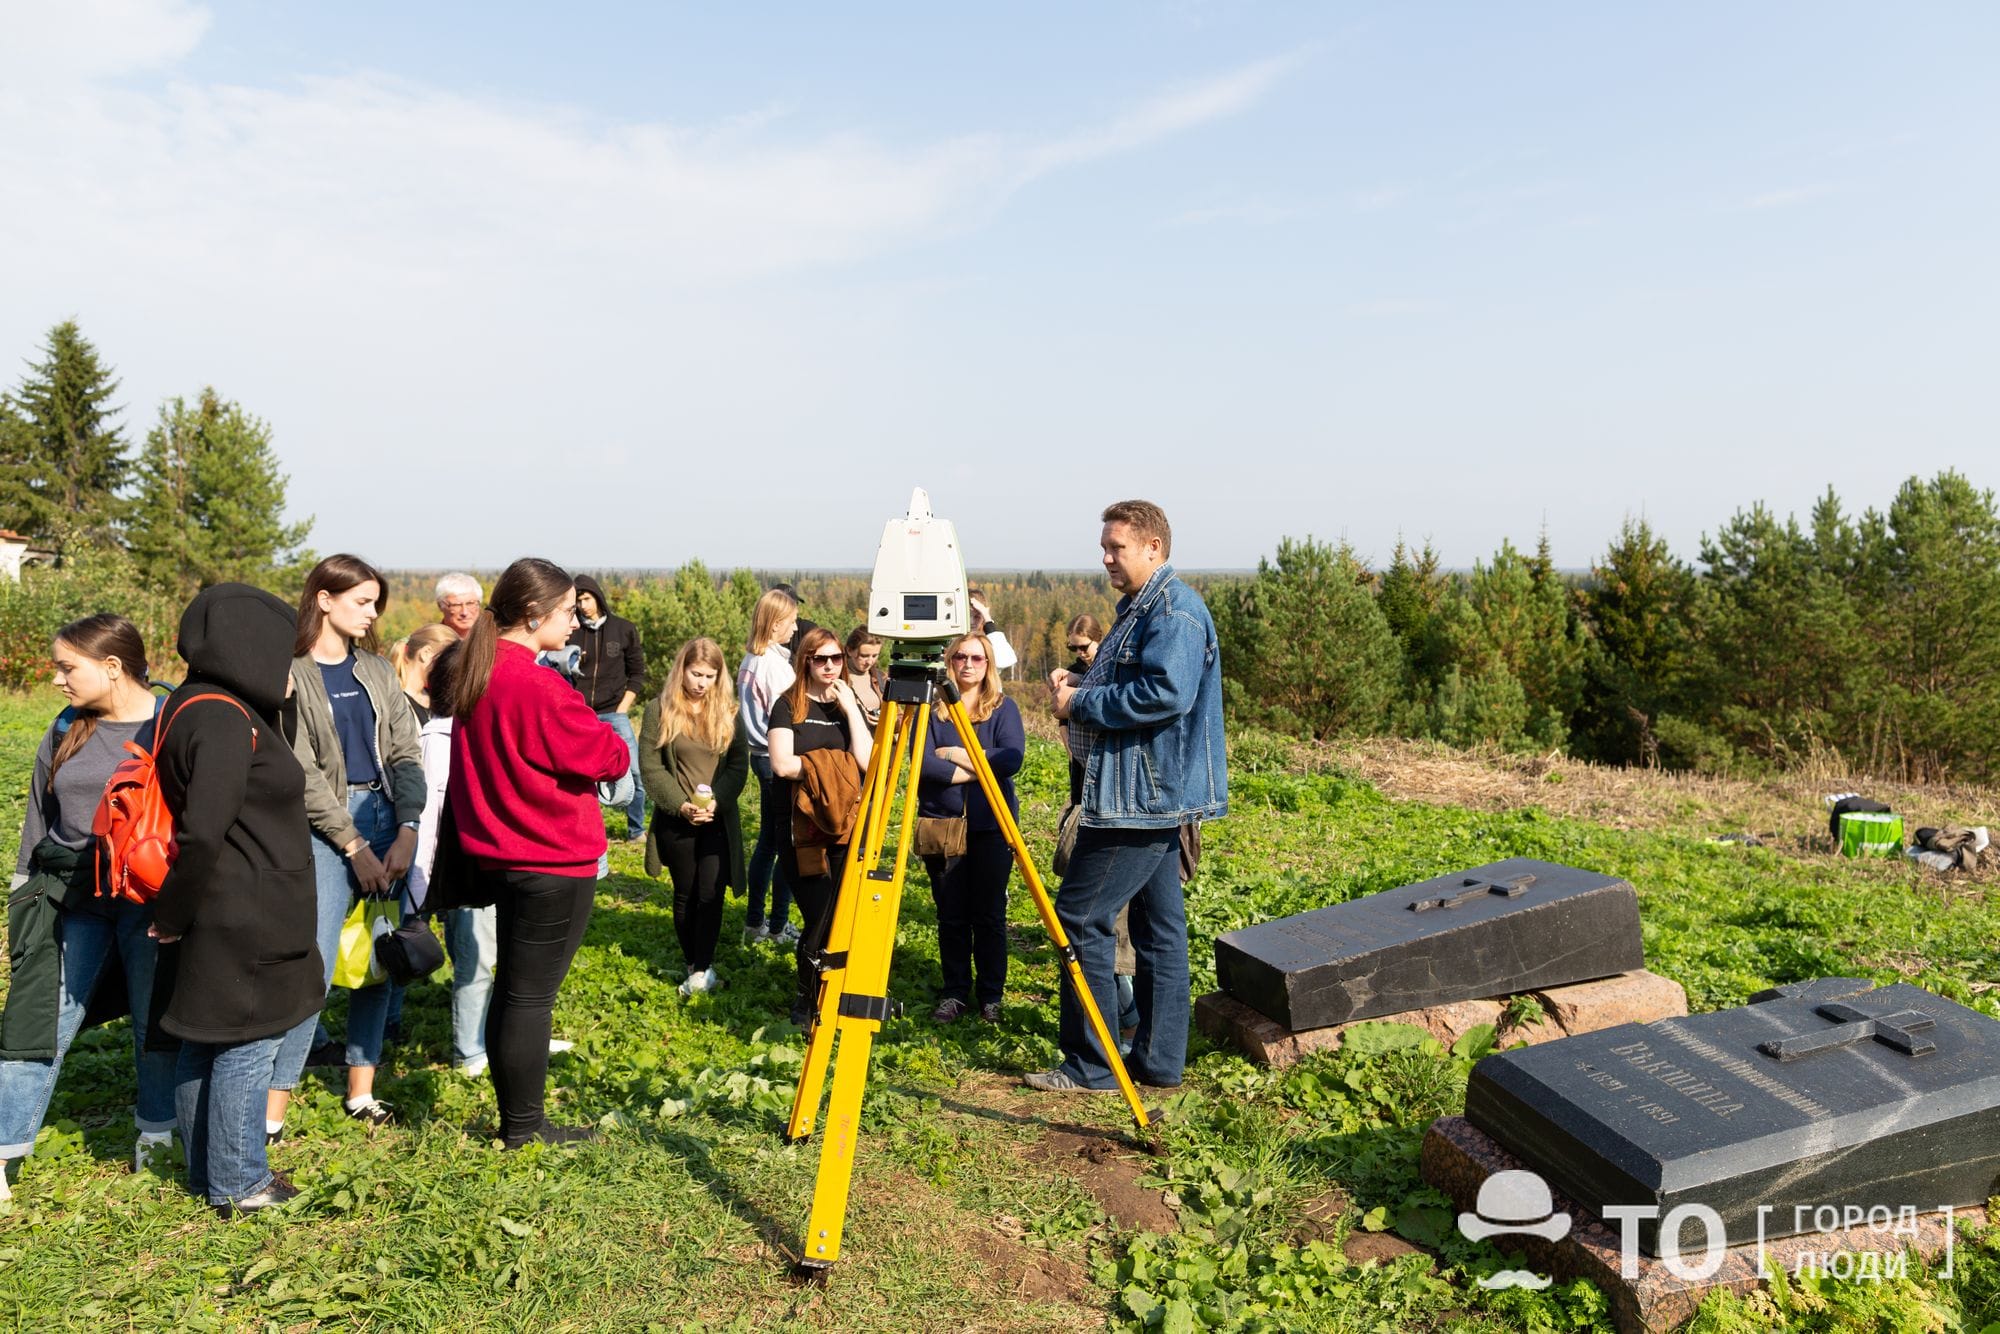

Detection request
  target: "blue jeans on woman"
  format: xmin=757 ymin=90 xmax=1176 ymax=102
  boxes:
xmin=745 ymin=754 xmax=793 ymax=933
xmin=176 ymin=1034 xmax=281 ymax=1205
xmin=271 ymin=788 xmax=398 ymax=1090
xmin=446 ymin=905 xmax=497 ymax=1067
xmin=0 ymin=899 xmax=178 ymax=1158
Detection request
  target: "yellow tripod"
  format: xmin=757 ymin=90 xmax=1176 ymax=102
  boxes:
xmin=783 ymin=657 xmax=1150 ymax=1283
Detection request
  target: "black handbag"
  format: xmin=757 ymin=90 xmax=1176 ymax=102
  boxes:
xmin=376 ymin=913 xmax=447 ymax=985
xmin=424 ymin=789 xmax=498 ymax=912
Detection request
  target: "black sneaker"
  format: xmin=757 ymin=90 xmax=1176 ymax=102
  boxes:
xmin=979 ymin=1002 xmax=1003 ymax=1024
xmin=265 ymin=1126 xmax=285 ymax=1148
xmin=305 ymin=1040 xmax=346 ymax=1068
xmin=216 ymin=1172 xmax=301 ymax=1219
xmin=502 ymin=1121 xmax=598 ymax=1150
xmin=346 ymin=1099 xmax=395 ymax=1127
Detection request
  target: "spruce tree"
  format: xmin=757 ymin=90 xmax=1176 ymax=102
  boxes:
xmin=127 ymin=387 xmax=312 ymax=592
xmin=5 ymin=321 xmax=131 ymax=553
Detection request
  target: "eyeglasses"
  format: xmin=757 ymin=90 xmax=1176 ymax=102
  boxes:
xmin=1066 ymin=641 xmax=1094 ymax=651
xmin=442 ymin=600 xmax=481 ymax=611
xmin=811 ymin=652 xmax=846 ymax=664
xmin=951 ymin=653 xmax=987 ymax=664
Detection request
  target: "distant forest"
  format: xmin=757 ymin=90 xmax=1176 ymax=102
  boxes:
xmin=370 ymin=469 xmax=2000 ymax=785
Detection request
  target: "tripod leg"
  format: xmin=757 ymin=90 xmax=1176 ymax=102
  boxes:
xmin=784 ymin=703 xmax=909 ymax=1144
xmin=794 ymin=716 xmax=926 ymax=1279
xmin=945 ymin=699 xmax=1150 ymax=1130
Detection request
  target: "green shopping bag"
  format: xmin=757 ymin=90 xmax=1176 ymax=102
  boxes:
xmin=331 ymin=898 xmax=400 ymax=989
xmin=1839 ymin=810 xmax=1904 ymax=859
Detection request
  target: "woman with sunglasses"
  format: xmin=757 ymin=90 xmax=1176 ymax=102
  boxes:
xmin=766 ymin=628 xmax=872 ymax=1026
xmin=1061 ymin=614 xmax=1104 ymax=806
xmin=916 ymin=632 xmax=1023 ymax=1024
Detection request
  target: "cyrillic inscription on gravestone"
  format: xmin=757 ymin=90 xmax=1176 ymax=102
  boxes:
xmin=1464 ymin=978 xmax=2000 ymax=1255
xmin=1212 ymin=858 xmax=1643 ymax=1031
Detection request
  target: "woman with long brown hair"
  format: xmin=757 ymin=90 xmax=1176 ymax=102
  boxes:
xmin=766 ymin=625 xmax=872 ymax=1026
xmin=915 ymin=632 xmax=1024 ymax=1025
xmin=268 ymin=553 xmax=427 ymax=1136
xmin=447 ymin=557 xmax=630 ymax=1148
xmin=0 ymin=616 xmax=176 ymax=1197
xmin=639 ymin=638 xmax=750 ymax=996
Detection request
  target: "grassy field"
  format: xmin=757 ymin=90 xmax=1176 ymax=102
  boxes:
xmin=2 ymin=685 xmax=1999 ymax=1332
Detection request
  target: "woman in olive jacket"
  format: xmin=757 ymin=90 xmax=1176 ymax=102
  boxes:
xmin=639 ymin=638 xmax=749 ymax=996
xmin=152 ymin=583 xmax=320 ymax=1214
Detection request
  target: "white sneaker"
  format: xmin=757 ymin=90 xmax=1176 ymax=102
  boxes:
xmin=457 ymin=1054 xmax=490 ymax=1077
xmin=547 ymin=1038 xmax=575 ymax=1055
xmin=133 ymin=1133 xmax=173 ymax=1173
xmin=700 ymin=968 xmax=721 ymax=994
xmin=742 ymin=924 xmax=769 ymax=945
xmin=775 ymin=922 xmax=802 ymax=945
xmin=678 ymin=969 xmax=707 ymax=997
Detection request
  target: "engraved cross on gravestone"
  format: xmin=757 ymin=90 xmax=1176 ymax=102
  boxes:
xmin=1758 ymin=1002 xmax=1938 ymax=1062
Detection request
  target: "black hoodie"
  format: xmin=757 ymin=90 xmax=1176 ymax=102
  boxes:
xmin=567 ymin=573 xmax=646 ymax=713
xmin=152 ymin=583 xmax=322 ymax=1045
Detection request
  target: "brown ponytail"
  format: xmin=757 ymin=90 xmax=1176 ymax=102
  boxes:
xmin=445 ymin=557 xmax=574 ymax=719
xmin=48 ymin=614 xmax=150 ymax=790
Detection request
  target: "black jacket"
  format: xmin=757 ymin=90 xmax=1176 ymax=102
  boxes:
xmin=568 ymin=574 xmax=646 ymax=713
xmin=153 ymin=584 xmax=322 ymax=1045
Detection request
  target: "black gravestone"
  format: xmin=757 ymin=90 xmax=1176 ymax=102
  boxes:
xmin=1464 ymin=978 xmax=2000 ymax=1255
xmin=1212 ymin=858 xmax=1643 ymax=1030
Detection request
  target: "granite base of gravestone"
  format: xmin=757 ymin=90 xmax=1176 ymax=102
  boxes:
xmin=1421 ymin=1115 xmax=1980 ymax=1334
xmin=1463 ymin=978 xmax=2000 ymax=1258
xmin=1194 ymin=970 xmax=1687 ymax=1068
xmin=1212 ymin=858 xmax=1644 ymax=1032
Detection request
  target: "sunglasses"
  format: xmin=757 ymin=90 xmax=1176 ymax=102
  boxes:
xmin=1066 ymin=641 xmax=1094 ymax=651
xmin=810 ymin=652 xmax=846 ymax=664
xmin=951 ymin=652 xmax=987 ymax=664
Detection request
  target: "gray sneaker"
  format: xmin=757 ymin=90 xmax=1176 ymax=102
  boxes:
xmin=1022 ymin=1068 xmax=1117 ymax=1094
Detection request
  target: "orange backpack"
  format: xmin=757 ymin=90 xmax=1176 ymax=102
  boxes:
xmin=92 ymin=692 xmax=258 ymax=905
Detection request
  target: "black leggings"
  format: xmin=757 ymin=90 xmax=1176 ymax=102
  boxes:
xmin=930 ymin=831 xmax=1012 ymax=1006
xmin=659 ymin=818 xmax=727 ymax=972
xmin=788 ymin=844 xmax=851 ymax=1021
xmin=485 ymin=868 xmax=595 ymax=1142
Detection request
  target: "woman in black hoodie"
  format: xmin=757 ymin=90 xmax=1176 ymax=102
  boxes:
xmin=151 ymin=584 xmax=321 ymax=1215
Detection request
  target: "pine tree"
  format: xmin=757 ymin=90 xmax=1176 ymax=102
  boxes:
xmin=127 ymin=388 xmax=312 ymax=593
xmin=1575 ymin=518 xmax=1703 ymax=764
xmin=3 ymin=321 xmax=131 ymax=554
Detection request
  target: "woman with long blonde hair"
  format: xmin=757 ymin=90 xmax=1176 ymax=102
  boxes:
xmin=914 ymin=632 xmax=1023 ymax=1025
xmin=641 ymin=638 xmax=750 ymax=996
xmin=390 ymin=623 xmax=459 ymax=723
xmin=736 ymin=588 xmax=798 ymax=945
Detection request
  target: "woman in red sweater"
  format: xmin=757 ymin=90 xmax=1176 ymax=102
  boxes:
xmin=445 ymin=557 xmax=630 ymax=1148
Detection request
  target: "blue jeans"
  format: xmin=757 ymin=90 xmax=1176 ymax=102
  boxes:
xmin=745 ymin=754 xmax=792 ymax=932
xmin=272 ymin=788 xmax=397 ymax=1089
xmin=0 ymin=900 xmax=178 ymax=1157
xmin=176 ymin=1034 xmax=281 ymax=1204
xmin=446 ymin=906 xmax=497 ymax=1065
xmin=599 ymin=710 xmax=646 ymax=836
xmin=1053 ymin=826 xmax=1189 ymax=1088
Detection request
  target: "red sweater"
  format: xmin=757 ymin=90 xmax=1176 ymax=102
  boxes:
xmin=450 ymin=639 xmax=633 ymax=876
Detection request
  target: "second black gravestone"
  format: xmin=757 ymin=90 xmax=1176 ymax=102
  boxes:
xmin=1212 ymin=857 xmax=1644 ymax=1030
xmin=1464 ymin=978 xmax=2000 ymax=1255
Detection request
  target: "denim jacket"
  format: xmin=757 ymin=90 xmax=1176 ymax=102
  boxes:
xmin=1068 ymin=563 xmax=1228 ymax=830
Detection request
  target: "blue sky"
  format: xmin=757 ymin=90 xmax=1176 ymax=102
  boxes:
xmin=1 ymin=2 xmax=1993 ymax=571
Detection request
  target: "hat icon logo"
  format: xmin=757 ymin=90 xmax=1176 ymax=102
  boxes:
xmin=1458 ymin=1170 xmax=1570 ymax=1290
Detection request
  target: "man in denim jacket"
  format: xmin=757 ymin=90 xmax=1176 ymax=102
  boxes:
xmin=1029 ymin=500 xmax=1227 ymax=1093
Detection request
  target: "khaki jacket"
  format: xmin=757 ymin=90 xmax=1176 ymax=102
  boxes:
xmin=289 ymin=650 xmax=426 ymax=852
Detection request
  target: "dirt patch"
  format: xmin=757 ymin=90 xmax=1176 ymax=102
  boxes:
xmin=1027 ymin=1128 xmax=1177 ymax=1235
xmin=1341 ymin=1230 xmax=1428 ymax=1265
xmin=1291 ymin=1188 xmax=1349 ymax=1244
xmin=970 ymin=1219 xmax=1097 ymax=1307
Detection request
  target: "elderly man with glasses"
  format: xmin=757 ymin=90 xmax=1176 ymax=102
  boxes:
xmin=436 ymin=573 xmax=483 ymax=637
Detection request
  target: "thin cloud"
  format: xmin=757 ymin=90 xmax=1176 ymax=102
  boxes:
xmin=1018 ymin=54 xmax=1304 ymax=180
xmin=0 ymin=0 xmax=209 ymax=82
xmin=1741 ymin=183 xmax=1838 ymax=211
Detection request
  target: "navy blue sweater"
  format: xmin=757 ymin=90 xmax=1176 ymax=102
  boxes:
xmin=916 ymin=698 xmax=1024 ymax=832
